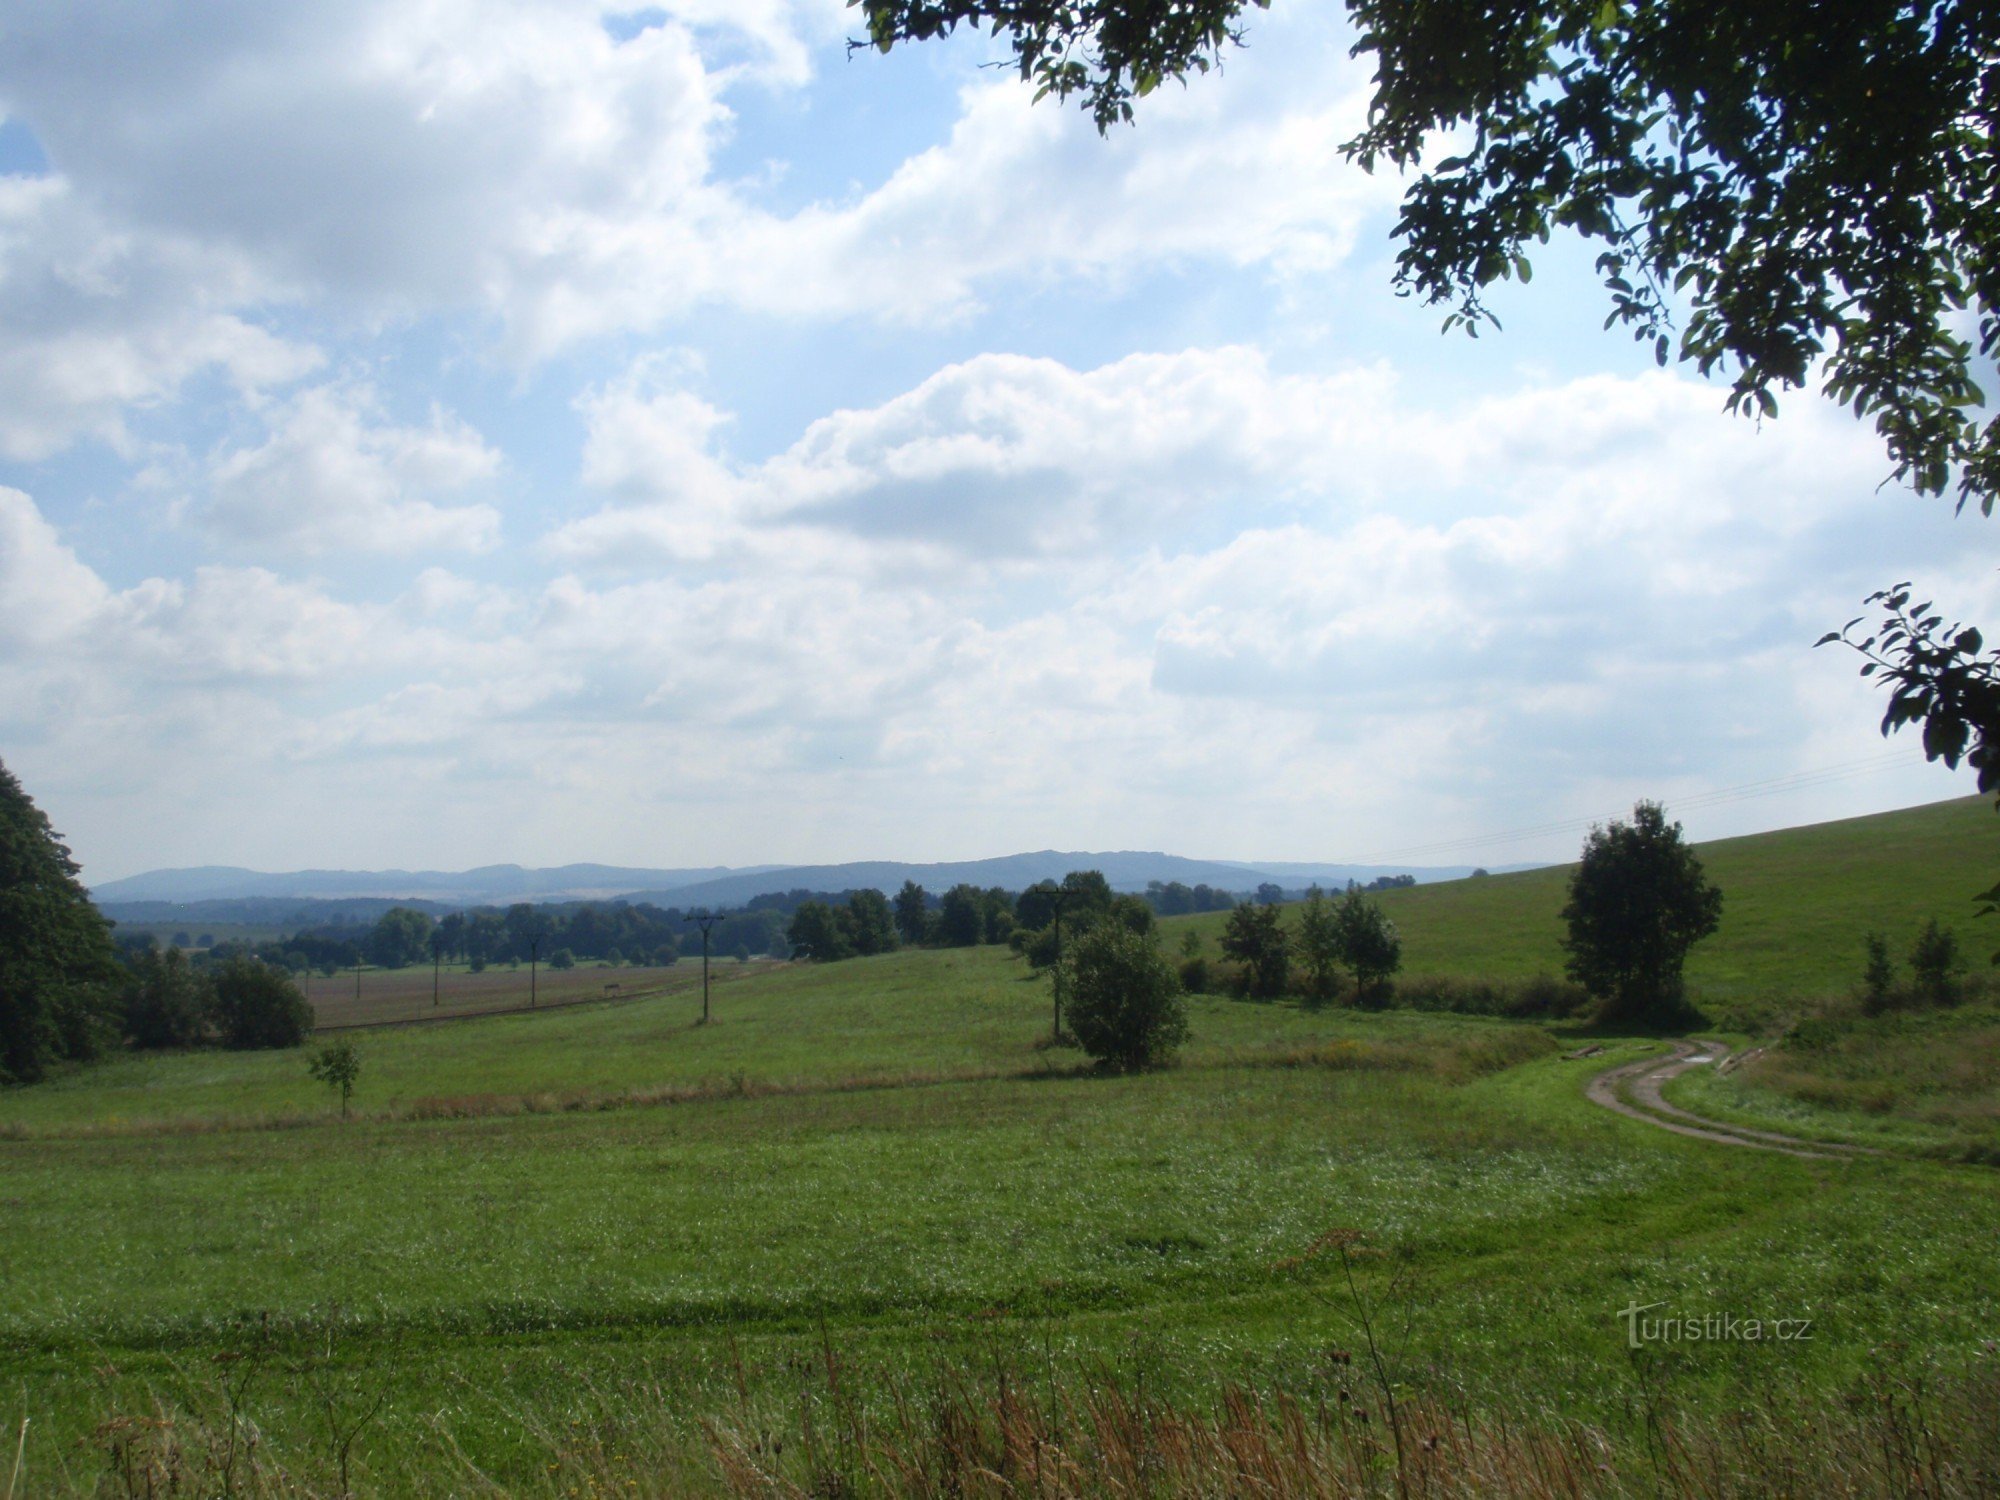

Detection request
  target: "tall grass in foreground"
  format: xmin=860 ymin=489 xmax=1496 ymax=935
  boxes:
xmin=59 ymin=1345 xmax=2000 ymax=1498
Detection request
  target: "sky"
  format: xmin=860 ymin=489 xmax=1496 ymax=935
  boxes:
xmin=0 ymin=0 xmax=1991 ymax=886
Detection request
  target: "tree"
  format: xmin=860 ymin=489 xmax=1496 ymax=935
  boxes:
xmin=1061 ymin=920 xmax=1188 ymax=1071
xmin=1254 ymin=882 xmax=1283 ymax=906
xmin=787 ymin=901 xmax=853 ymax=961
xmin=1333 ymin=888 xmax=1402 ymax=1005
xmin=1293 ymin=885 xmax=1344 ymax=1006
xmin=367 ymin=906 xmax=433 ymax=970
xmin=310 ymin=1040 xmax=362 ymax=1119
xmin=0 ymin=757 xmax=122 ymax=1083
xmin=210 ymin=957 xmax=315 ymax=1049
xmin=893 ymin=880 xmax=930 ymax=945
xmin=937 ymin=883 xmax=987 ymax=947
xmin=1559 ymin=801 xmax=1722 ymax=1025
xmin=842 ymin=888 xmax=900 ymax=956
xmin=549 ymin=947 xmax=576 ymax=970
xmin=1220 ymin=901 xmax=1290 ymax=998
xmin=123 ymin=947 xmax=214 ymax=1050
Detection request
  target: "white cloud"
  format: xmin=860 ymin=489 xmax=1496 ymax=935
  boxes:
xmin=0 ymin=178 xmax=321 ymax=459
xmin=202 ymin=382 xmax=504 ymax=555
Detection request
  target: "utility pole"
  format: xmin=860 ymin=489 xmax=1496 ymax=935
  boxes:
xmin=529 ymin=933 xmax=541 ymax=1009
xmin=685 ymin=911 xmax=720 ymax=1024
xmin=433 ymin=943 xmax=441 ymax=1009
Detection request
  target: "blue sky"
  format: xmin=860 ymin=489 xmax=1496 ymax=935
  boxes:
xmin=0 ymin=0 xmax=1987 ymax=884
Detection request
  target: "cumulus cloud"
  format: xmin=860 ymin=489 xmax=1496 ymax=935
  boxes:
xmin=0 ymin=177 xmax=321 ymax=459
xmin=0 ymin=0 xmax=1386 ymax=390
xmin=202 ymin=383 xmax=503 ymax=555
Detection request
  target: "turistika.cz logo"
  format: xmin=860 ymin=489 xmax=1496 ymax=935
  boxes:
xmin=1617 ymin=1301 xmax=1815 ymax=1349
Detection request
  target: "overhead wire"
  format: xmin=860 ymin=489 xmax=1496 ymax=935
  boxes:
xmin=1347 ymin=749 xmax=1936 ymax=865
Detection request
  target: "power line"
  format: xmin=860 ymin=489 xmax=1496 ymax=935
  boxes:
xmin=1347 ymin=750 xmax=1929 ymax=865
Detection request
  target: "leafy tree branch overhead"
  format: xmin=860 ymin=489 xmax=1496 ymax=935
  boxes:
xmin=858 ymin=0 xmax=1998 ymax=514
xmin=857 ymin=0 xmax=2000 ymax=811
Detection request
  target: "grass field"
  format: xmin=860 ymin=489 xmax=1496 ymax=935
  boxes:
xmin=3 ymin=797 xmax=1997 ymax=1495
xmin=1164 ymin=792 xmax=2000 ymax=1010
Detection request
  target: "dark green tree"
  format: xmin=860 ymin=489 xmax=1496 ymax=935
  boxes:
xmin=1061 ymin=919 xmax=1188 ymax=1071
xmin=787 ymin=900 xmax=854 ymax=961
xmin=367 ymin=906 xmax=433 ymax=970
xmin=1293 ymin=885 xmax=1343 ymax=1006
xmin=1220 ymin=900 xmax=1290 ymax=998
xmin=123 ymin=946 xmax=214 ymax=1050
xmin=210 ymin=957 xmax=315 ymax=1050
xmin=893 ymin=880 xmax=930 ymax=945
xmin=1560 ymin=802 xmax=1722 ymax=1025
xmin=1333 ymin=887 xmax=1402 ymax=1005
xmin=0 ymin=758 xmax=122 ymax=1082
xmin=842 ymin=888 xmax=900 ymax=955
xmin=937 ymin=883 xmax=987 ymax=947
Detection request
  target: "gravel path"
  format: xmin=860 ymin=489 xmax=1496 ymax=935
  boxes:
xmin=1584 ymin=1041 xmax=1883 ymax=1159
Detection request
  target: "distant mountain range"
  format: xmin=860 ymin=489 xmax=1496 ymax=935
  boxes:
xmin=91 ymin=862 xmax=786 ymax=907
xmin=95 ymin=852 xmax=1531 ymax=920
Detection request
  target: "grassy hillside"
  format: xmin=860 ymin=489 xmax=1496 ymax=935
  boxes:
xmin=3 ymin=796 xmax=1997 ymax=1494
xmin=1164 ymin=794 xmax=1998 ymax=1008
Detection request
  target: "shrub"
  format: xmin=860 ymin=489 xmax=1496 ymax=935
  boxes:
xmin=549 ymin=948 xmax=576 ymax=971
xmin=209 ymin=958 xmax=314 ymax=1049
xmin=1861 ymin=931 xmax=1897 ymax=1014
xmin=1910 ymin=919 xmax=1963 ymax=1007
xmin=1063 ymin=921 xmax=1188 ymax=1072
xmin=1177 ymin=955 xmax=1211 ymax=994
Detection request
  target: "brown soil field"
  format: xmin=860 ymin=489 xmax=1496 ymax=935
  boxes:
xmin=303 ymin=959 xmax=771 ymax=1029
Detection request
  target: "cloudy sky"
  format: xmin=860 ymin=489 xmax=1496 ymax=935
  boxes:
xmin=0 ymin=0 xmax=1989 ymax=884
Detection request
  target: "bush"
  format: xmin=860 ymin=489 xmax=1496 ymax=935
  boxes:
xmin=1861 ymin=931 xmax=1897 ymax=1014
xmin=209 ymin=958 xmax=314 ymax=1049
xmin=549 ymin=948 xmax=576 ymax=971
xmin=1910 ymin=919 xmax=1963 ymax=1007
xmin=1177 ymin=955 xmax=1211 ymax=994
xmin=1063 ymin=922 xmax=1188 ymax=1072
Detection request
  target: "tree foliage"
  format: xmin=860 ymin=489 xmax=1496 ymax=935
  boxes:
xmin=1219 ymin=900 xmax=1289 ymax=998
xmin=0 ymin=758 xmax=122 ymax=1083
xmin=123 ymin=947 xmax=213 ymax=1050
xmin=1293 ymin=885 xmax=1343 ymax=1004
xmin=209 ymin=957 xmax=315 ymax=1050
xmin=857 ymin=0 xmax=2000 ymax=516
xmin=1559 ymin=801 xmax=1722 ymax=1025
xmin=310 ymin=1040 xmax=362 ymax=1119
xmin=1061 ymin=919 xmax=1188 ymax=1071
xmin=1333 ymin=887 xmax=1402 ymax=1004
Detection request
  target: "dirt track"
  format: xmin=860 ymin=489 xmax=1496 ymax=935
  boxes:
xmin=1584 ymin=1041 xmax=1883 ymax=1159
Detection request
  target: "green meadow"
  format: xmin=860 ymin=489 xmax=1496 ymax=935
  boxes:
xmin=3 ymin=795 xmax=1999 ymax=1495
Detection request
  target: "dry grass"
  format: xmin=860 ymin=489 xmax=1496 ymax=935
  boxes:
xmin=68 ymin=1352 xmax=2000 ymax=1498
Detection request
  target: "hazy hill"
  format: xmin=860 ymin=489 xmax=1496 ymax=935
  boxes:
xmin=92 ymin=862 xmax=787 ymax=907
xmin=95 ymin=852 xmax=1502 ymax=917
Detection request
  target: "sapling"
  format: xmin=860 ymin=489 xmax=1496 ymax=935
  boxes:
xmin=309 ymin=1041 xmax=361 ymax=1120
